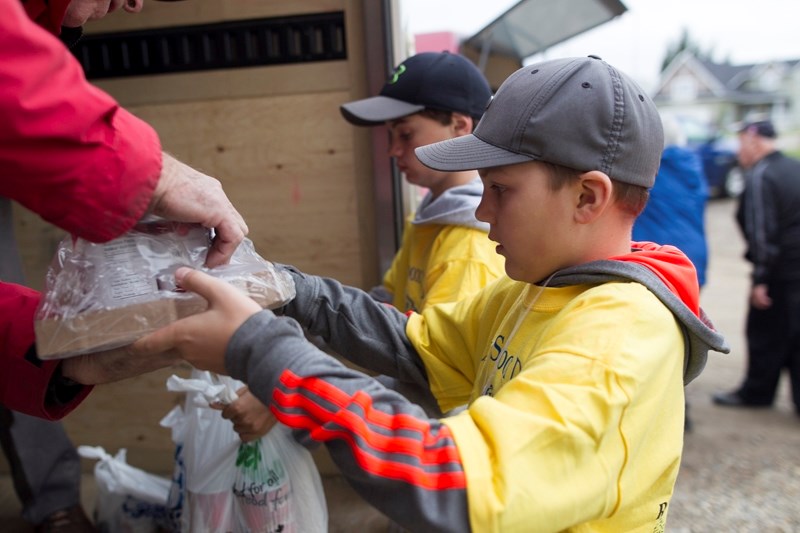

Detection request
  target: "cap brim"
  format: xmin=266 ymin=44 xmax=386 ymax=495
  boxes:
xmin=340 ymin=96 xmax=425 ymax=126
xmin=415 ymin=134 xmax=535 ymax=171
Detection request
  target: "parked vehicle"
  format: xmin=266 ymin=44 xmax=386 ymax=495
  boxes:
xmin=674 ymin=116 xmax=744 ymax=198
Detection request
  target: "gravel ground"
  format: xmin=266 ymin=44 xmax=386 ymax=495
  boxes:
xmin=666 ymin=198 xmax=800 ymax=532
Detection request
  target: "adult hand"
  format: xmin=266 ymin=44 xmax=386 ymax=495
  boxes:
xmin=750 ymin=283 xmax=772 ymax=310
xmin=61 ymin=344 xmax=181 ymax=385
xmin=132 ymin=267 xmax=261 ymax=374
xmin=149 ymin=153 xmax=249 ymax=268
xmin=211 ymin=387 xmax=277 ymax=442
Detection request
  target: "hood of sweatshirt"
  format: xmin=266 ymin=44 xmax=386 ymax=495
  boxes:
xmin=412 ymin=177 xmax=488 ymax=231
xmin=547 ymin=241 xmax=729 ymax=384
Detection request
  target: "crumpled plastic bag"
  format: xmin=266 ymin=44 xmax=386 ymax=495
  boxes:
xmin=77 ymin=445 xmax=172 ymax=533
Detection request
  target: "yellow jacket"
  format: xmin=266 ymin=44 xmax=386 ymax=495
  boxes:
xmin=383 ymin=219 xmax=505 ymax=312
xmin=409 ymin=277 xmax=686 ymax=532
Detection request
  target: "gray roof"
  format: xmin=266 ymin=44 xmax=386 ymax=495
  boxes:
xmin=655 ymin=53 xmax=800 ymax=105
xmin=697 ymin=59 xmax=750 ymax=88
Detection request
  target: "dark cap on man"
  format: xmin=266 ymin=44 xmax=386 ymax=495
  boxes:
xmin=738 ymin=120 xmax=777 ymax=139
xmin=415 ymin=55 xmax=664 ymax=188
xmin=340 ymin=52 xmax=492 ymax=126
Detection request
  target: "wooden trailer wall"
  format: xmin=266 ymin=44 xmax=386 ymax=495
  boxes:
xmin=9 ymin=0 xmax=394 ymax=475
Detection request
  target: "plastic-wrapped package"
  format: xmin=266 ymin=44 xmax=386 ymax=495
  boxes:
xmin=34 ymin=219 xmax=295 ymax=359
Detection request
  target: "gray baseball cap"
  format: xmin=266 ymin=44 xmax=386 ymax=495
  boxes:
xmin=415 ymin=56 xmax=664 ymax=188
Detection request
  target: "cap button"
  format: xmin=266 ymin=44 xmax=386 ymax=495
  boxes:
xmin=588 ymin=55 xmax=602 ymax=60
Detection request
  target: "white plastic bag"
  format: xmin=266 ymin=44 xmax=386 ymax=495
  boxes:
xmin=232 ymin=425 xmax=329 ymax=533
xmin=166 ymin=370 xmax=328 ymax=533
xmin=158 ymin=406 xmax=188 ymax=532
xmin=77 ymin=445 xmax=171 ymax=533
xmin=170 ymin=373 xmax=240 ymax=532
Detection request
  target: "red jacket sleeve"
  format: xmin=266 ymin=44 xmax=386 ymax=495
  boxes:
xmin=22 ymin=0 xmax=70 ymax=35
xmin=2 ymin=0 xmax=162 ymax=418
xmin=0 ymin=282 xmax=92 ymax=420
xmin=0 ymin=0 xmax=162 ymax=243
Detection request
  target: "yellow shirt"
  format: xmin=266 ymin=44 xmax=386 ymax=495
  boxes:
xmin=407 ymin=277 xmax=686 ymax=532
xmin=383 ymin=219 xmax=505 ymax=312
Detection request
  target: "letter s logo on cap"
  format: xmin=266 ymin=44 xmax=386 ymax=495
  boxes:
xmin=389 ymin=64 xmax=407 ymax=84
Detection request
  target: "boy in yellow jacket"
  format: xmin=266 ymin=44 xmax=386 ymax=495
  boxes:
xmin=341 ymin=51 xmax=505 ymax=313
xmin=216 ymin=52 xmax=506 ymax=434
xmin=136 ymin=56 xmax=729 ymax=532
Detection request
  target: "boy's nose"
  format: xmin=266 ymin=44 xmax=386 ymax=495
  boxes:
xmin=387 ymin=141 xmax=403 ymax=158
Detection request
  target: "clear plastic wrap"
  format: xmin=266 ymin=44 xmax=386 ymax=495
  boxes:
xmin=34 ymin=220 xmax=295 ymax=359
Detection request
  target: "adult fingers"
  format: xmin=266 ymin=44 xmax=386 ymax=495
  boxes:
xmin=150 ymin=153 xmax=248 ymax=267
xmin=205 ymin=219 xmax=247 ymax=268
xmin=131 ymin=321 xmax=185 ymax=356
xmin=123 ymin=0 xmax=144 ymax=13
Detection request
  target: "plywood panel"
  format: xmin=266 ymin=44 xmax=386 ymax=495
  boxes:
xmin=83 ymin=0 xmax=346 ymax=34
xmin=65 ymin=364 xmax=193 ymax=474
xmin=128 ymin=89 xmax=367 ymax=286
xmin=460 ymin=44 xmax=522 ymax=91
xmin=93 ymin=61 xmax=352 ymax=107
xmin=11 ymin=208 xmax=67 ymax=292
xmin=12 ymin=90 xmax=372 ymax=288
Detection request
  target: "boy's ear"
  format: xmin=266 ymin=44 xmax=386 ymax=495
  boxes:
xmin=451 ymin=113 xmax=474 ymax=136
xmin=574 ymin=171 xmax=613 ymax=223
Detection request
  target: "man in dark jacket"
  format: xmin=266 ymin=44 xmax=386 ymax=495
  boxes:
xmin=713 ymin=120 xmax=800 ymax=415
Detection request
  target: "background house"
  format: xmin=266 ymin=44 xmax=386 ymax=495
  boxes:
xmin=653 ymin=49 xmax=800 ymax=139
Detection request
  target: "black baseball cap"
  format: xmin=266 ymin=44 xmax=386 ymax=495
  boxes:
xmin=340 ymin=52 xmax=492 ymax=126
xmin=737 ymin=119 xmax=777 ymax=138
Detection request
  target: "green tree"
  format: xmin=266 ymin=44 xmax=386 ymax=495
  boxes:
xmin=661 ymin=28 xmax=716 ymax=71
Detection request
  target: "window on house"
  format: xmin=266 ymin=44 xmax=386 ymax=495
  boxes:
xmin=670 ymin=74 xmax=698 ymax=102
xmin=759 ymin=69 xmax=781 ymax=91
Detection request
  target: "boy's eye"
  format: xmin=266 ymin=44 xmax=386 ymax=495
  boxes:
xmin=489 ymin=183 xmax=506 ymax=193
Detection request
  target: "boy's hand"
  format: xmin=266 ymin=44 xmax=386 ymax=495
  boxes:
xmin=211 ymin=386 xmax=278 ymax=442
xmin=131 ymin=267 xmax=261 ymax=374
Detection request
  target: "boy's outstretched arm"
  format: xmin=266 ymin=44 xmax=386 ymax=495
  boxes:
xmin=134 ymin=268 xmax=471 ymax=532
xmin=276 ymin=265 xmax=431 ymax=388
